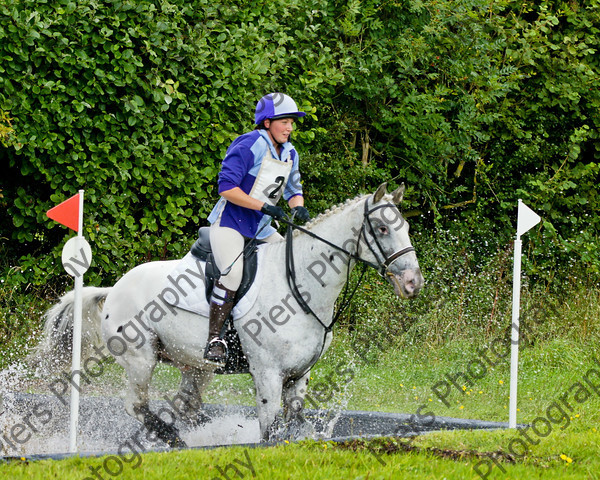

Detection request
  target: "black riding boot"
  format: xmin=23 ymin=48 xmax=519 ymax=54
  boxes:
xmin=204 ymin=281 xmax=236 ymax=366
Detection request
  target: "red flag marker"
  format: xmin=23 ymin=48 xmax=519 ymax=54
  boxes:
xmin=47 ymin=193 xmax=80 ymax=232
xmin=46 ymin=189 xmax=88 ymax=453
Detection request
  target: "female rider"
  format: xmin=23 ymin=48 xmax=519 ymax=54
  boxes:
xmin=204 ymin=93 xmax=310 ymax=365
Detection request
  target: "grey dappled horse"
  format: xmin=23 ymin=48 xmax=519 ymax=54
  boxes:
xmin=38 ymin=183 xmax=423 ymax=447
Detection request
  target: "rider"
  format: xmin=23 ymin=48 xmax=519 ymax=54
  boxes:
xmin=204 ymin=93 xmax=311 ymax=365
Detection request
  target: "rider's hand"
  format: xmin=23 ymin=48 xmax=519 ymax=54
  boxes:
xmin=261 ymin=203 xmax=286 ymax=220
xmin=291 ymin=206 xmax=310 ymax=223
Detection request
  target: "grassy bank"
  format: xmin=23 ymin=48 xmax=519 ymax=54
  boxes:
xmin=2 ymin=336 xmax=599 ymax=479
xmin=2 ymin=432 xmax=597 ymax=480
xmin=1 ymin=231 xmax=599 ymax=478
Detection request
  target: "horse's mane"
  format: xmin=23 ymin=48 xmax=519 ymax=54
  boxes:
xmin=294 ymin=193 xmax=369 ymax=236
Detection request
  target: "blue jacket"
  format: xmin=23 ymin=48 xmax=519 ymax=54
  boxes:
xmin=207 ymin=130 xmax=303 ymax=239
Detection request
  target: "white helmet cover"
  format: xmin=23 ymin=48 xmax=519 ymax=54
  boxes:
xmin=255 ymin=93 xmax=306 ymax=125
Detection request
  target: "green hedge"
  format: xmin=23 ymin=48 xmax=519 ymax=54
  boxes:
xmin=1 ymin=0 xmax=598 ymax=291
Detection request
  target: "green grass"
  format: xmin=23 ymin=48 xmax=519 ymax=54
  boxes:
xmin=3 ymin=335 xmax=600 ymax=479
xmin=2 ymin=427 xmax=599 ymax=479
xmin=1 ymin=254 xmax=599 ymax=478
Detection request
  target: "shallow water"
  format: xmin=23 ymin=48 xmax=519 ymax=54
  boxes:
xmin=1 ymin=390 xmax=513 ymax=458
xmin=0 ymin=358 xmax=512 ymax=458
xmin=1 ymin=391 xmax=262 ymax=456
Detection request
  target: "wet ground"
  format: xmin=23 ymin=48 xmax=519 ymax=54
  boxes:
xmin=1 ymin=392 xmax=512 ymax=459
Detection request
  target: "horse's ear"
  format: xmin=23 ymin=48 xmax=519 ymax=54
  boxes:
xmin=373 ymin=182 xmax=388 ymax=203
xmin=392 ymin=183 xmax=405 ymax=204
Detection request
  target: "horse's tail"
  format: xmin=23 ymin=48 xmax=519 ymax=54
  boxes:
xmin=29 ymin=286 xmax=112 ymax=373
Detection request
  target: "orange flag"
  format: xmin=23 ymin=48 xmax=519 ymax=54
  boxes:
xmin=47 ymin=193 xmax=80 ymax=232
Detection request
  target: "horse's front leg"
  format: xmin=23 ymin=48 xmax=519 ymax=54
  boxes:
xmin=283 ymin=371 xmax=310 ymax=421
xmin=251 ymin=369 xmax=284 ymax=441
xmin=282 ymin=371 xmax=315 ymax=440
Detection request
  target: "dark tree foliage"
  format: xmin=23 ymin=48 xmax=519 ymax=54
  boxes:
xmin=1 ymin=0 xmax=598 ymax=290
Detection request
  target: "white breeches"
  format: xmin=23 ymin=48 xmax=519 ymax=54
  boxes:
xmin=209 ymin=220 xmax=283 ymax=291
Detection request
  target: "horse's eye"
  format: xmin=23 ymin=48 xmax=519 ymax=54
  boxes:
xmin=378 ymin=225 xmax=389 ymax=235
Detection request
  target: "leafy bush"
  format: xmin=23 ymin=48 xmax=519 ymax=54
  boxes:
xmin=1 ymin=0 xmax=598 ymax=295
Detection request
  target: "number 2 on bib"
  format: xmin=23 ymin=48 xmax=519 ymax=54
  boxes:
xmin=268 ymin=176 xmax=285 ymax=199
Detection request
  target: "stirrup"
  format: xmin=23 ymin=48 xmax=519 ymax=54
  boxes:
xmin=204 ymin=337 xmax=228 ymax=365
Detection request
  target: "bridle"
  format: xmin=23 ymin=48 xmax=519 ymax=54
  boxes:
xmin=358 ymin=197 xmax=416 ymax=277
xmin=284 ymin=195 xmax=415 ymax=331
xmin=283 ymin=194 xmax=416 ymax=380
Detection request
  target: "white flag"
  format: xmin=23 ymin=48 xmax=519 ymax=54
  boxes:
xmin=517 ymin=199 xmax=541 ymax=237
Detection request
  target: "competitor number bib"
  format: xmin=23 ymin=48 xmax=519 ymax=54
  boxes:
xmin=249 ymin=148 xmax=293 ymax=206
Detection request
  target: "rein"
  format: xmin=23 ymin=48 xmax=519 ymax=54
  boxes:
xmin=283 ymin=218 xmax=367 ymax=333
xmin=282 ymin=196 xmax=416 ymax=377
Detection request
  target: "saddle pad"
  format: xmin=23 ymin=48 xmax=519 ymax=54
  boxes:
xmin=163 ymin=247 xmax=266 ymax=319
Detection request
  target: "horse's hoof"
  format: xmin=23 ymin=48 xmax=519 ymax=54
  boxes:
xmin=265 ymin=416 xmax=315 ymax=442
xmin=291 ymin=420 xmax=316 ymax=440
xmin=185 ymin=411 xmax=211 ymax=428
xmin=138 ymin=405 xmax=188 ymax=449
xmin=196 ymin=411 xmax=212 ymax=426
xmin=167 ymin=436 xmax=188 ymax=449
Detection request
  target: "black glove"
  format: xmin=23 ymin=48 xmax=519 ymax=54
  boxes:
xmin=261 ymin=203 xmax=285 ymax=220
xmin=291 ymin=206 xmax=310 ymax=223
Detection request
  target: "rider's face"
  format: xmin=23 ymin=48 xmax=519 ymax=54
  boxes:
xmin=265 ymin=118 xmax=294 ymax=145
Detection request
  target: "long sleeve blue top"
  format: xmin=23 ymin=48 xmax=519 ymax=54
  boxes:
xmin=207 ymin=129 xmax=303 ymax=239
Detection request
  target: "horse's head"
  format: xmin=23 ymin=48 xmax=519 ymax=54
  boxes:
xmin=358 ymin=182 xmax=424 ymax=299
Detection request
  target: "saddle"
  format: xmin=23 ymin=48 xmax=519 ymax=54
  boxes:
xmin=188 ymin=227 xmax=261 ymax=375
xmin=189 ymin=227 xmax=261 ymax=304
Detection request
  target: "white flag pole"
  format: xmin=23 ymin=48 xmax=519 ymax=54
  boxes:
xmin=69 ymin=189 xmax=85 ymax=453
xmin=508 ymin=232 xmax=522 ymax=429
xmin=509 ymin=199 xmax=541 ymax=429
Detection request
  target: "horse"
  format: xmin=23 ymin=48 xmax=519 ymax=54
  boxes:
xmin=37 ymin=182 xmax=424 ymax=447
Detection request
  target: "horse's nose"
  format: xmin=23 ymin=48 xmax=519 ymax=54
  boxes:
xmin=405 ymin=268 xmax=424 ymax=297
